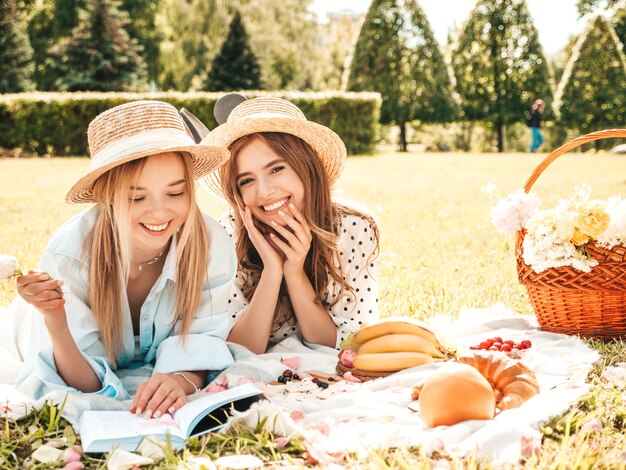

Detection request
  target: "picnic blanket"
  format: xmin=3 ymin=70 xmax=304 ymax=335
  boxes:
xmin=227 ymin=304 xmax=599 ymax=464
xmin=0 ymin=303 xmax=599 ymax=465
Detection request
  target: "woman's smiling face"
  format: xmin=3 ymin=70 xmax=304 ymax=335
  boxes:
xmin=127 ymin=152 xmax=191 ymax=255
xmin=235 ymin=137 xmax=305 ymax=227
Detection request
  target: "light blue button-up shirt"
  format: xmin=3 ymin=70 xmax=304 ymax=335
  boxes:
xmin=16 ymin=205 xmax=236 ymax=400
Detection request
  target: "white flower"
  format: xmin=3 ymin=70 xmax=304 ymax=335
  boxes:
xmin=597 ymin=196 xmax=626 ymax=248
xmin=0 ymin=254 xmax=21 ymax=281
xmin=522 ymin=209 xmax=597 ymax=273
xmin=490 ymin=190 xmax=542 ymax=235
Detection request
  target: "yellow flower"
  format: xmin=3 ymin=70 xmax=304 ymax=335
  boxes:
xmin=571 ymin=229 xmax=591 ymax=246
xmin=571 ymin=200 xmax=610 ymax=241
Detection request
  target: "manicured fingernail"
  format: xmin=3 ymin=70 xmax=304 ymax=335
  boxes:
xmin=270 ymin=220 xmax=278 ymax=226
xmin=278 ymin=210 xmax=285 ymax=216
xmin=39 ymin=274 xmax=49 ymax=281
xmin=153 ymin=410 xmax=161 ymax=419
xmin=57 ymin=280 xmax=64 ymax=286
xmin=168 ymin=406 xmax=175 ymax=413
xmin=136 ymin=407 xmax=142 ymax=415
xmin=144 ymin=409 xmax=152 ymax=419
xmin=289 ymin=203 xmax=295 ymax=209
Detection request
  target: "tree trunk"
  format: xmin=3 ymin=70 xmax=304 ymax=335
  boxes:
xmin=398 ymin=122 xmax=408 ymax=152
xmin=496 ymin=121 xmax=505 ymax=153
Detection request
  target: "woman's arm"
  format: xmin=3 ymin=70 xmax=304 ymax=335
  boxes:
xmin=269 ymin=204 xmax=337 ymax=347
xmin=17 ymin=271 xmax=101 ymax=392
xmin=227 ymin=268 xmax=283 ymax=353
xmin=226 ymin=207 xmax=286 ymax=353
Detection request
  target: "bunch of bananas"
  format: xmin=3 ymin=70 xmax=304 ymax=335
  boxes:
xmin=342 ymin=320 xmax=449 ymax=372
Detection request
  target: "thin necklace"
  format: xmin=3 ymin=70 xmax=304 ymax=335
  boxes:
xmin=137 ymin=249 xmax=165 ymax=272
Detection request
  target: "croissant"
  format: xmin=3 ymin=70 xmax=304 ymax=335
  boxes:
xmin=458 ymin=351 xmax=540 ymax=412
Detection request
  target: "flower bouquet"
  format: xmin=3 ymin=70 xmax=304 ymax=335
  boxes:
xmin=490 ymin=128 xmax=626 ymax=338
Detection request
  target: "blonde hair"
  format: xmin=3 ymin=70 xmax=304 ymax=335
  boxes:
xmin=218 ymin=133 xmax=379 ymax=331
xmin=88 ymin=152 xmax=209 ymax=365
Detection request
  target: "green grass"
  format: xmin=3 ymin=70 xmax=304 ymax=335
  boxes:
xmin=2 ymin=152 xmax=626 ymax=468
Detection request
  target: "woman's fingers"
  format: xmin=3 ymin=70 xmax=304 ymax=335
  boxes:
xmin=286 ymin=203 xmax=313 ymax=242
xmin=132 ymin=373 xmax=190 ymax=418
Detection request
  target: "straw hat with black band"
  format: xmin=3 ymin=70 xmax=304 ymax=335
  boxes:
xmin=200 ymin=96 xmax=347 ymax=196
xmin=65 ymin=100 xmax=230 ymax=204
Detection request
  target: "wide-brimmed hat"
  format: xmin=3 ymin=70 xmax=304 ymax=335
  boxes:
xmin=65 ymin=100 xmax=230 ymax=204
xmin=201 ymin=96 xmax=346 ymax=195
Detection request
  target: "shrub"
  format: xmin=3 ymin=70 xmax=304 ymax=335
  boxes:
xmin=0 ymin=91 xmax=381 ymax=156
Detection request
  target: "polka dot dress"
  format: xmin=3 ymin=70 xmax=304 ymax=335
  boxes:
xmin=219 ymin=211 xmax=380 ymax=349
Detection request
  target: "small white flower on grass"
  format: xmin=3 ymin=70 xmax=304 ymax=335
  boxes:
xmin=0 ymin=253 xmax=22 ymax=281
xmin=106 ymin=449 xmax=154 ymax=470
xmin=32 ymin=444 xmax=64 ymax=463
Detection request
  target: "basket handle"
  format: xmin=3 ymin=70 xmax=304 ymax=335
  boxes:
xmin=524 ymin=128 xmax=626 ymax=193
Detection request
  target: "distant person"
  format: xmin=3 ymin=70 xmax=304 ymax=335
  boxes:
xmin=527 ymin=99 xmax=545 ymax=153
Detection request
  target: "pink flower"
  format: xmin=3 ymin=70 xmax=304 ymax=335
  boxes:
xmin=341 ymin=371 xmax=361 ymax=383
xmin=580 ymin=418 xmax=603 ymax=433
xmin=63 ymin=447 xmax=82 ymax=463
xmin=520 ymin=435 xmax=541 ymax=458
xmin=237 ymin=377 xmax=255 ymax=385
xmin=338 ymin=349 xmax=357 ymax=368
xmin=281 ymin=356 xmax=301 ymax=371
xmin=62 ymin=463 xmax=84 ymax=470
xmin=274 ymin=436 xmax=291 ymax=448
xmin=204 ymin=385 xmax=227 ymax=393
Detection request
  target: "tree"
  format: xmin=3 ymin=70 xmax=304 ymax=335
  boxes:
xmin=204 ymin=11 xmax=261 ymax=91
xmin=120 ymin=0 xmax=164 ymax=85
xmin=158 ymin=0 xmax=228 ymax=91
xmin=451 ymin=0 xmax=552 ymax=152
xmin=230 ymin=0 xmax=320 ymax=90
xmin=0 ymin=0 xmax=34 ymax=92
xmin=554 ymin=16 xmax=626 ymax=144
xmin=348 ymin=0 xmax=457 ymax=151
xmin=48 ymin=0 xmax=146 ymax=91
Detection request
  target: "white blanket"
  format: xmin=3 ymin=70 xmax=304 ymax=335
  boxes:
xmin=0 ymin=303 xmax=599 ymax=464
xmin=229 ymin=304 xmax=599 ymax=465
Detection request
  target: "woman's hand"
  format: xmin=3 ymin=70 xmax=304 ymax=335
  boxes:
xmin=16 ymin=270 xmax=66 ymax=321
xmin=240 ymin=206 xmax=284 ymax=275
xmin=130 ymin=372 xmax=193 ymax=418
xmin=268 ymin=203 xmax=312 ymax=278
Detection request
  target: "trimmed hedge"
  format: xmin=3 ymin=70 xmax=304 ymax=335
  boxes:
xmin=0 ymin=91 xmax=381 ymax=156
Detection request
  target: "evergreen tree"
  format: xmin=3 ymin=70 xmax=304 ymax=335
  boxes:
xmin=205 ymin=11 xmax=261 ymax=91
xmin=158 ymin=0 xmax=227 ymax=91
xmin=48 ymin=0 xmax=146 ymax=91
xmin=0 ymin=0 xmax=34 ymax=92
xmin=451 ymin=0 xmax=552 ymax=152
xmin=555 ymin=16 xmax=626 ymax=143
xmin=348 ymin=0 xmax=457 ymax=151
xmin=120 ymin=0 xmax=164 ymax=85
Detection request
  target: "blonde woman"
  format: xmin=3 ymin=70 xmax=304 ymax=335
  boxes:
xmin=202 ymin=97 xmax=380 ymax=355
xmin=15 ymin=101 xmax=235 ymax=419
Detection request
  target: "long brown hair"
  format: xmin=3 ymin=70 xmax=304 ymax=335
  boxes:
xmin=218 ymin=133 xmax=379 ymax=329
xmin=88 ymin=152 xmax=209 ymax=365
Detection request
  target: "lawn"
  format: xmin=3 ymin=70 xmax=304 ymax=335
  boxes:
xmin=1 ymin=152 xmax=626 ymax=468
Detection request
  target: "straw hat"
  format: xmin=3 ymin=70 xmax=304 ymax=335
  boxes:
xmin=65 ymin=100 xmax=230 ymax=204
xmin=201 ymin=96 xmax=346 ymax=194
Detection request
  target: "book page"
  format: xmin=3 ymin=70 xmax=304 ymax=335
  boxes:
xmin=80 ymin=410 xmax=185 ymax=447
xmin=174 ymin=383 xmax=263 ymax=437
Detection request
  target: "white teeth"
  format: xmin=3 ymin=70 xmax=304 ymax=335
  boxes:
xmin=143 ymin=222 xmax=168 ymax=232
xmin=263 ymin=198 xmax=288 ymax=212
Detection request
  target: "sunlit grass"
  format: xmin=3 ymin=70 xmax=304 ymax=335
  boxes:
xmin=2 ymin=151 xmax=626 ymax=467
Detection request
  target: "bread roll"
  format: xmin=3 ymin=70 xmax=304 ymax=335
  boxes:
xmin=417 ymin=363 xmax=496 ymax=427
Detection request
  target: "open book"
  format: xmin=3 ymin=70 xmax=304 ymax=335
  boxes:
xmin=79 ymin=382 xmax=264 ymax=453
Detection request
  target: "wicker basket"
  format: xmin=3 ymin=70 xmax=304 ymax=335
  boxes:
xmin=516 ymin=128 xmax=626 ymax=339
xmin=335 ymin=361 xmax=392 ymax=382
